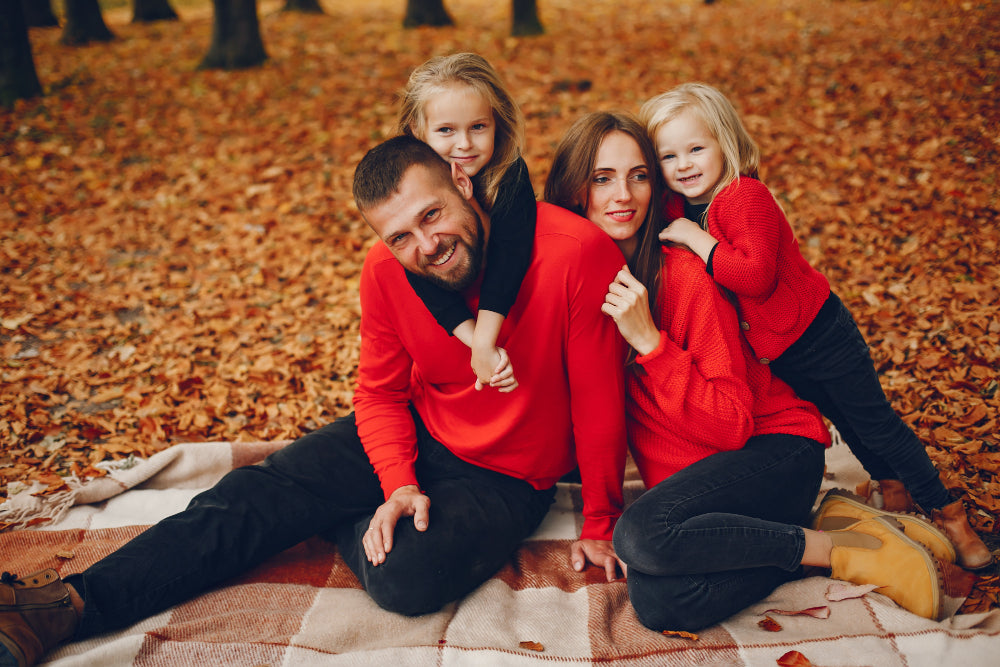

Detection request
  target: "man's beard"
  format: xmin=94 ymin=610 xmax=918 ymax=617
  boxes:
xmin=417 ymin=208 xmax=485 ymax=292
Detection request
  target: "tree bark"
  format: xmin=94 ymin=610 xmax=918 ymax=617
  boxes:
xmin=133 ymin=0 xmax=179 ymax=23
xmin=60 ymin=0 xmax=115 ymax=45
xmin=1 ymin=0 xmax=43 ymax=106
xmin=21 ymin=0 xmax=58 ymax=27
xmin=282 ymin=0 xmax=323 ymax=12
xmin=199 ymin=0 xmax=267 ymax=70
xmin=511 ymin=0 xmax=543 ymax=36
xmin=402 ymin=0 xmax=452 ymax=28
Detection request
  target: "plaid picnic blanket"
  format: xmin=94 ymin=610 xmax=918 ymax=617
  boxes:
xmin=2 ymin=438 xmax=999 ymax=666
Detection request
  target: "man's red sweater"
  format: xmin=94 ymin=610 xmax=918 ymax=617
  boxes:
xmin=627 ymin=246 xmax=830 ymax=489
xmin=665 ymin=178 xmax=830 ymax=362
xmin=354 ymin=202 xmax=628 ymax=541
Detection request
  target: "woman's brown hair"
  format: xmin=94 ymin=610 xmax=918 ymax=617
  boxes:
xmin=544 ymin=111 xmax=665 ymax=364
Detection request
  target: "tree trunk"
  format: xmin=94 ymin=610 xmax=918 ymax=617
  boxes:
xmin=511 ymin=0 xmax=543 ymax=36
xmin=60 ymin=0 xmax=115 ymax=45
xmin=282 ymin=0 xmax=323 ymax=12
xmin=21 ymin=0 xmax=59 ymax=27
xmin=1 ymin=0 xmax=43 ymax=106
xmin=133 ymin=0 xmax=179 ymax=23
xmin=199 ymin=0 xmax=267 ymax=70
xmin=402 ymin=0 xmax=452 ymax=28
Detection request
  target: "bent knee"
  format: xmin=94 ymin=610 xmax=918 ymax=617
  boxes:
xmin=362 ymin=559 xmax=460 ymax=617
xmin=627 ymin=574 xmax=721 ymax=633
xmin=613 ymin=513 xmax=680 ymax=573
xmin=365 ymin=577 xmax=451 ymax=617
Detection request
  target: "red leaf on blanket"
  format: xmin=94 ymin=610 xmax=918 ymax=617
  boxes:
xmin=777 ymin=650 xmax=814 ymax=667
xmin=762 ymin=606 xmax=831 ymax=619
xmin=758 ymin=616 xmax=783 ymax=632
xmin=518 ymin=641 xmax=544 ymax=652
xmin=826 ymin=582 xmax=880 ymax=601
xmin=660 ymin=630 xmax=699 ymax=641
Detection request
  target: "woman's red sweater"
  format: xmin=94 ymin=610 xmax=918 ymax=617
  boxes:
xmin=627 ymin=246 xmax=830 ymax=489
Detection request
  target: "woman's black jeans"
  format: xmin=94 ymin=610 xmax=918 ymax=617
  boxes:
xmin=68 ymin=412 xmax=555 ymax=638
xmin=613 ymin=434 xmax=825 ymax=633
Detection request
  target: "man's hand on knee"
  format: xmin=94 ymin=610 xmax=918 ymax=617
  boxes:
xmin=363 ymin=485 xmax=431 ymax=566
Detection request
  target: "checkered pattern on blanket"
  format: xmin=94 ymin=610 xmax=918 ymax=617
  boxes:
xmin=2 ymin=440 xmax=999 ymax=666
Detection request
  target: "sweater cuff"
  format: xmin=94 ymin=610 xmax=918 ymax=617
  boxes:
xmin=580 ymin=514 xmax=617 ymax=542
xmin=635 ymin=330 xmax=684 ymax=367
xmin=376 ymin=465 xmax=420 ymax=500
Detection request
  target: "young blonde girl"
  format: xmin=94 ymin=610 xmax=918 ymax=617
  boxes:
xmin=398 ymin=53 xmax=536 ymax=392
xmin=641 ymin=83 xmax=991 ymax=570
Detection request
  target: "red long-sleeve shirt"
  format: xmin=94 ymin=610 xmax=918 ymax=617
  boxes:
xmin=665 ymin=178 xmax=830 ymax=362
xmin=354 ymin=202 xmax=628 ymax=541
xmin=627 ymin=246 xmax=830 ymax=489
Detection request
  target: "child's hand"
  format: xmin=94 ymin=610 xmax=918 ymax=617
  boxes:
xmin=658 ymin=217 xmax=702 ymax=247
xmin=659 ymin=217 xmax=718 ymax=265
xmin=472 ymin=346 xmax=518 ymax=393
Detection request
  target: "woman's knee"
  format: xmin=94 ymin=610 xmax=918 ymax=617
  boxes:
xmin=613 ymin=501 xmax=681 ymax=571
xmin=613 ymin=507 xmax=655 ymax=565
xmin=627 ymin=573 xmax=719 ymax=633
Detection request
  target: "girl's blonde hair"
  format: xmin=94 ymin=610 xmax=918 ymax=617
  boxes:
xmin=639 ymin=83 xmax=760 ymax=206
xmin=398 ymin=53 xmax=525 ymax=209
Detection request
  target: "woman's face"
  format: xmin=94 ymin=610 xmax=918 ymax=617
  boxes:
xmin=582 ymin=131 xmax=651 ymax=257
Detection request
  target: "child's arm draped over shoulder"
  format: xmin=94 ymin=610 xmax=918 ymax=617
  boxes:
xmin=478 ymin=156 xmax=537 ymax=315
xmin=469 ymin=156 xmax=537 ymax=388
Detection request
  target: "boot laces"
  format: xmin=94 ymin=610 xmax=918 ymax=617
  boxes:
xmin=0 ymin=571 xmax=23 ymax=586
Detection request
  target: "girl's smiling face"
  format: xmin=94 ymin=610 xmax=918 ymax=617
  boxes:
xmin=583 ymin=131 xmax=652 ymax=260
xmin=654 ymin=108 xmax=725 ymax=205
xmin=418 ymin=84 xmax=496 ymax=178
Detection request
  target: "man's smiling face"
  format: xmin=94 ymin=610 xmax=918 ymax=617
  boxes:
xmin=365 ymin=163 xmax=485 ymax=292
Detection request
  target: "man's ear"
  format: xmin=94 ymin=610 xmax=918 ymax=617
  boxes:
xmin=450 ymin=161 xmax=475 ymax=201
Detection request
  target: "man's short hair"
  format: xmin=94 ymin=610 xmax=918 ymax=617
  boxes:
xmin=352 ymin=135 xmax=453 ymax=212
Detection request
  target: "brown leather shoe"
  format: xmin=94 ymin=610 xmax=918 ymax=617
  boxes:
xmin=0 ymin=570 xmax=78 ymax=667
xmin=929 ymin=500 xmax=994 ymax=571
xmin=877 ymin=479 xmax=916 ymax=513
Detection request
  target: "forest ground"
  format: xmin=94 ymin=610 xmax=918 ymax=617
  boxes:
xmin=2 ymin=0 xmax=998 ymax=609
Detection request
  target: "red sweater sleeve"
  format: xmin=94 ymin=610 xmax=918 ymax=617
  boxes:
xmin=354 ymin=251 xmax=421 ymax=497
xmin=563 ymin=222 xmax=628 ymax=541
xmin=705 ymin=179 xmax=784 ymax=298
xmin=627 ymin=248 xmax=755 ymax=486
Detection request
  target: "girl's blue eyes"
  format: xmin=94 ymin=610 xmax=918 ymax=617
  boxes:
xmin=434 ymin=124 xmax=488 ymax=134
xmin=662 ymin=147 xmax=704 ymax=161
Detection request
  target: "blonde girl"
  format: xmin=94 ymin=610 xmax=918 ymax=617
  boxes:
xmin=640 ymin=82 xmax=991 ymax=570
xmin=398 ymin=53 xmax=536 ymax=392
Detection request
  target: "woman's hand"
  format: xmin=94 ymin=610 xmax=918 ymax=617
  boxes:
xmin=601 ymin=265 xmax=661 ymax=357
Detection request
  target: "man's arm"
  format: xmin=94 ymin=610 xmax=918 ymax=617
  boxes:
xmin=561 ymin=215 xmax=629 ymax=564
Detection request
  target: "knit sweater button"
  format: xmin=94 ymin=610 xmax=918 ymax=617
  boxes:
xmin=759 ymin=357 xmax=770 ymax=365
xmin=740 ymin=321 xmax=750 ymax=330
